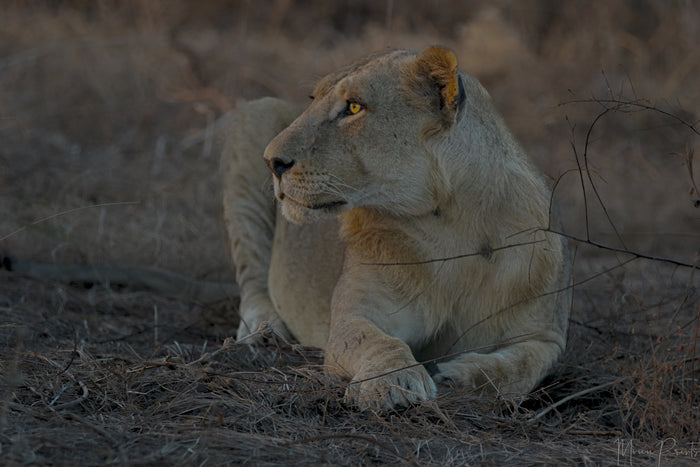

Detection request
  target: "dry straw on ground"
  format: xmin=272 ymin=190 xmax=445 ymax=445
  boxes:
xmin=1 ymin=1 xmax=698 ymax=465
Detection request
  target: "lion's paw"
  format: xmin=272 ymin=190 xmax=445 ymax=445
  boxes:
xmin=344 ymin=365 xmax=437 ymax=411
xmin=236 ymin=297 xmax=291 ymax=344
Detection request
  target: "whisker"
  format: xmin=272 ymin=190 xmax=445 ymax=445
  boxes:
xmin=327 ymin=173 xmax=359 ymax=192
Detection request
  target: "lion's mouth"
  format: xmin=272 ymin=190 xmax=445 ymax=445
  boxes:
xmin=310 ymin=200 xmax=347 ymax=210
xmin=279 ymin=192 xmax=347 ymax=211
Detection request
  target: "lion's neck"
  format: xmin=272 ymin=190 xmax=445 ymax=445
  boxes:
xmin=424 ymin=107 xmax=550 ymax=255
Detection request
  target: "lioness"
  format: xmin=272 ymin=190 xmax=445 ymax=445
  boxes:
xmin=221 ymin=46 xmax=571 ymax=411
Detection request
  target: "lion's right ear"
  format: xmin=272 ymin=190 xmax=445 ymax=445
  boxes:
xmin=407 ymin=46 xmax=465 ymax=128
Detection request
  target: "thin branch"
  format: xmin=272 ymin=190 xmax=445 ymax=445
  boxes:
xmin=687 ymin=146 xmax=698 ymax=194
xmin=29 ymin=352 xmax=90 ymax=411
xmin=581 ymin=106 xmax=627 ymax=249
xmin=545 ymin=228 xmax=699 ymax=269
xmin=549 ymin=168 xmax=584 ymax=229
xmin=1 ymin=201 xmax=140 ymax=242
xmin=562 ymin=98 xmax=700 ymax=136
xmin=530 ymin=380 xmax=617 ymax=422
xmin=361 ymin=240 xmax=546 ymax=266
xmin=566 ymin=117 xmax=591 ymax=241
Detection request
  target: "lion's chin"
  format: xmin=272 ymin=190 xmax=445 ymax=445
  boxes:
xmin=280 ymin=197 xmax=347 ymax=225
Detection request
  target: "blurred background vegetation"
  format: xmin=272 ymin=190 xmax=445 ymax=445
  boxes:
xmin=1 ymin=0 xmax=697 ymax=276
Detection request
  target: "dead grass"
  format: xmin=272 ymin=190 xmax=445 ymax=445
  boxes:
xmin=1 ymin=1 xmax=698 ymax=465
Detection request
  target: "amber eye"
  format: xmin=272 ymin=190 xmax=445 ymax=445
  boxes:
xmin=347 ymin=101 xmax=364 ymax=115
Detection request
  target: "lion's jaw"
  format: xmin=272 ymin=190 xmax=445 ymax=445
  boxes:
xmin=272 ymin=167 xmax=353 ymax=224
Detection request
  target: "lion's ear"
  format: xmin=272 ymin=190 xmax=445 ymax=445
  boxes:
xmin=412 ymin=46 xmax=464 ymax=125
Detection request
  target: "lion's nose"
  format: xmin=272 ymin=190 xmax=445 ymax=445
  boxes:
xmin=266 ymin=157 xmax=296 ymax=178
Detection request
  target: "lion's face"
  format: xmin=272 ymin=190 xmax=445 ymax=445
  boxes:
xmin=263 ymin=48 xmax=463 ymax=224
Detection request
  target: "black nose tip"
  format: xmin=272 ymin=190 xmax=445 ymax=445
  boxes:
xmin=266 ymin=157 xmax=295 ymax=178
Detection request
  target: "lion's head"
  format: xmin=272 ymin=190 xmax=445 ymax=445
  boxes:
xmin=263 ymin=46 xmax=467 ymax=224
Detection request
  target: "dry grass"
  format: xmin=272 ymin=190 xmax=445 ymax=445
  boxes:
xmin=1 ymin=1 xmax=698 ymax=465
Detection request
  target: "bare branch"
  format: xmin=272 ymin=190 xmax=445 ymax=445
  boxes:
xmin=561 ymin=98 xmax=700 ymax=136
xmin=581 ymin=106 xmax=627 ymax=249
xmin=530 ymin=380 xmax=617 ymax=422
xmin=360 ymin=240 xmax=545 ymax=266
xmin=0 ymin=201 xmax=140 ymax=242
xmin=544 ymin=228 xmax=699 ymax=270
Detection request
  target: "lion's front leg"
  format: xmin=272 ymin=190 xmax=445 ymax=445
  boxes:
xmin=221 ymin=98 xmax=301 ymax=343
xmin=325 ymin=315 xmax=436 ymax=411
xmin=434 ymin=338 xmax=563 ymax=396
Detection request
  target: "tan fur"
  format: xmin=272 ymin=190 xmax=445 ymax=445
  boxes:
xmin=222 ymin=46 xmax=571 ymax=411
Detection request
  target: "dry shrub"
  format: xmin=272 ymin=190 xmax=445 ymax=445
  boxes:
xmin=615 ymin=320 xmax=699 ymax=441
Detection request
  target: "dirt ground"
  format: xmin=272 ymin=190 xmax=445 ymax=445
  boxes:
xmin=1 ymin=1 xmax=699 ymax=465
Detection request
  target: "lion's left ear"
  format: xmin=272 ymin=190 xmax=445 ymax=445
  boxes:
xmin=412 ymin=46 xmax=465 ymax=126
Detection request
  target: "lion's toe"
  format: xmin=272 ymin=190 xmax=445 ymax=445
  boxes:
xmin=236 ymin=310 xmax=291 ymax=344
xmin=344 ymin=366 xmax=437 ymax=411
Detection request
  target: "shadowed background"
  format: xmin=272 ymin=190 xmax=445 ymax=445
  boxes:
xmin=2 ymin=0 xmax=697 ymax=272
